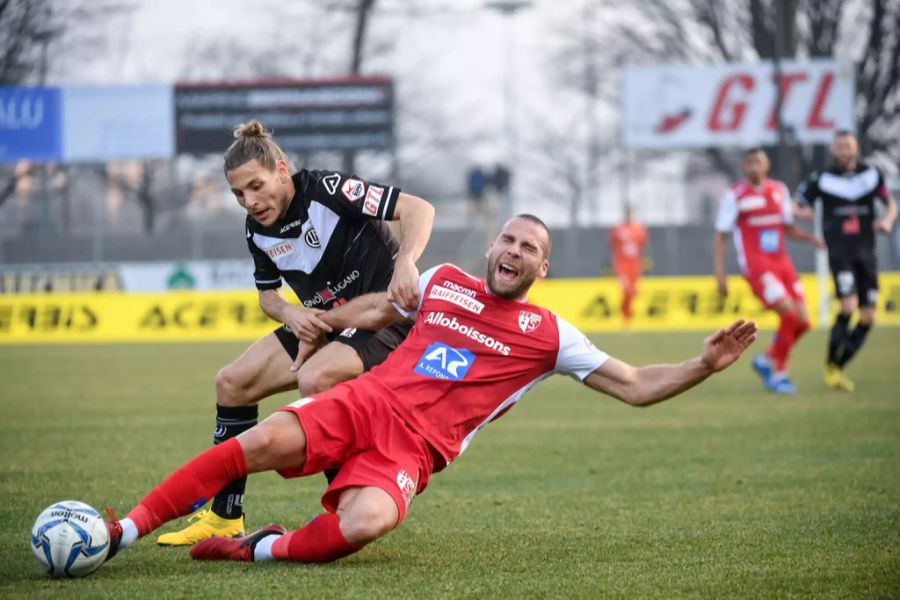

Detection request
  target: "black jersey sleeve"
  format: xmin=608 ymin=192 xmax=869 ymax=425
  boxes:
xmin=245 ymin=224 xmax=282 ymax=291
xmin=794 ymin=172 xmax=819 ymax=206
xmin=299 ymin=170 xmax=401 ymax=221
xmin=874 ymin=167 xmax=891 ymax=204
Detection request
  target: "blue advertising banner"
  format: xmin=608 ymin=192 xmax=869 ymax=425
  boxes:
xmin=0 ymin=87 xmax=63 ymax=163
xmin=62 ymin=85 xmax=174 ymax=162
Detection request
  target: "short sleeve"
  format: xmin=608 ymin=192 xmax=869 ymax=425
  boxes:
xmin=246 ymin=225 xmax=282 ymax=290
xmin=301 ymin=170 xmax=400 ymax=221
xmin=779 ymin=182 xmax=794 ymax=225
xmin=714 ymin=188 xmax=738 ymax=232
xmin=554 ymin=316 xmax=609 ymax=381
xmin=392 ymin=264 xmax=447 ymax=319
xmin=874 ymin=167 xmax=890 ymax=204
xmin=794 ymin=173 xmax=818 ymax=206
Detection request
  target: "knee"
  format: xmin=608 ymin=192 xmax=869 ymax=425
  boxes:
xmin=215 ymin=365 xmax=251 ymax=407
xmin=338 ymin=502 xmax=397 ymax=546
xmin=297 ymin=365 xmax=342 ymax=396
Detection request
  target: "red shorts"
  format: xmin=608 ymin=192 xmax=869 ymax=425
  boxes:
xmin=277 ymin=386 xmax=435 ymax=523
xmin=745 ymin=260 xmax=804 ymax=309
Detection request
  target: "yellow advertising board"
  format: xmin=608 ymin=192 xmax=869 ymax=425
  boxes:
xmin=1 ymin=273 xmax=899 ymax=344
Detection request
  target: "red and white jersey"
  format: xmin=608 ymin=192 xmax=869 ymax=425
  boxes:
xmin=342 ymin=264 xmax=609 ymax=470
xmin=715 ymin=178 xmax=793 ymax=274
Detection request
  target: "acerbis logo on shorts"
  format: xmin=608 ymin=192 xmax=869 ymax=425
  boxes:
xmin=396 ymin=469 xmax=416 ymax=508
xmin=414 ymin=342 xmax=475 ymax=381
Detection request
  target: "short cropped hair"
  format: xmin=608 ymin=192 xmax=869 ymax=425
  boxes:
xmin=514 ymin=213 xmax=552 ymax=257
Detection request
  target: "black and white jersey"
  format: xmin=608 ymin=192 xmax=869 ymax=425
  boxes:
xmin=795 ymin=163 xmax=891 ymax=256
xmin=246 ymin=170 xmax=401 ymax=309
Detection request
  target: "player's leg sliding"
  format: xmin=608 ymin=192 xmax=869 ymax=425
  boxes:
xmin=191 ymin=513 xmax=361 ymax=563
xmin=157 ymin=404 xmax=257 ymax=545
xmin=105 ymin=439 xmax=249 ymax=558
xmin=825 ymin=313 xmax=856 ymax=392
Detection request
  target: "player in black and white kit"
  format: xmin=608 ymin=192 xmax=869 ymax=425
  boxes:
xmin=157 ymin=120 xmax=435 ymax=545
xmin=794 ymin=130 xmax=896 ymax=392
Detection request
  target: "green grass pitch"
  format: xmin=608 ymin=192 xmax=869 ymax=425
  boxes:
xmin=1 ymin=329 xmax=898 ymax=598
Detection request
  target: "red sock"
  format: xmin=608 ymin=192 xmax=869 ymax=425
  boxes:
xmin=766 ymin=310 xmax=799 ymax=372
xmin=272 ymin=513 xmax=360 ymax=563
xmin=794 ymin=317 xmax=810 ymax=339
xmin=126 ymin=438 xmax=247 ymax=536
xmin=622 ymin=288 xmax=635 ymax=321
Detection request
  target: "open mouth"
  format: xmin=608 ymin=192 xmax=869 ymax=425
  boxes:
xmin=253 ymin=208 xmax=271 ymax=221
xmin=496 ymin=262 xmax=519 ymax=282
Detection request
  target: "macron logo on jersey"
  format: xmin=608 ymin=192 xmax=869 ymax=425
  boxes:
xmin=414 ymin=342 xmax=475 ymax=381
xmin=424 ymin=311 xmax=511 ymax=356
xmin=428 ymin=285 xmax=485 ymax=314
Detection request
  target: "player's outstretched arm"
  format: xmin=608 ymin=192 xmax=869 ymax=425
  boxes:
xmin=389 ymin=193 xmax=436 ymax=311
xmin=583 ymin=320 xmax=757 ymax=407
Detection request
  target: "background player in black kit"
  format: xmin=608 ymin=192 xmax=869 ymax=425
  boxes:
xmin=157 ymin=120 xmax=435 ymax=545
xmin=795 ymin=130 xmax=896 ymax=392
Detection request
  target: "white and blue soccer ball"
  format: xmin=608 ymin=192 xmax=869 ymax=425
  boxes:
xmin=31 ymin=500 xmax=109 ymax=577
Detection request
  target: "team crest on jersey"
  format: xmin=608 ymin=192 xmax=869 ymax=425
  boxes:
xmin=342 ymin=178 xmax=366 ymax=202
xmin=322 ymin=173 xmax=341 ymax=195
xmin=414 ymin=342 xmax=475 ymax=381
xmin=518 ymin=311 xmax=542 ymax=333
xmin=304 ymin=228 xmax=321 ymax=248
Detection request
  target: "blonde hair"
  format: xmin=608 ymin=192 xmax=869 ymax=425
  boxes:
xmin=223 ymin=119 xmax=290 ymax=174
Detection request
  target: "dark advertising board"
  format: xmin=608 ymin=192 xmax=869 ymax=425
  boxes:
xmin=174 ymin=77 xmax=394 ymax=155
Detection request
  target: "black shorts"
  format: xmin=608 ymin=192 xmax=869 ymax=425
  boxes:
xmin=828 ymin=250 xmax=879 ymax=307
xmin=274 ymin=320 xmax=413 ymax=372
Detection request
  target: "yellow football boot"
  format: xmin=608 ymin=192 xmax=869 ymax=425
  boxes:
xmin=824 ymin=363 xmax=855 ymax=392
xmin=157 ymin=510 xmax=245 ymax=546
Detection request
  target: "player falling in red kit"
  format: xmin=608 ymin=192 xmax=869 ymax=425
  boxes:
xmin=101 ymin=215 xmax=757 ymax=565
xmin=714 ymin=148 xmax=824 ymax=395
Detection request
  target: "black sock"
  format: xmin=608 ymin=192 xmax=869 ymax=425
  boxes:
xmin=828 ymin=313 xmax=851 ymax=365
xmin=836 ymin=322 xmax=871 ymax=367
xmin=210 ymin=404 xmax=258 ymax=520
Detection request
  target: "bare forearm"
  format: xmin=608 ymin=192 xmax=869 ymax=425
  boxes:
xmin=320 ymin=292 xmax=405 ymax=332
xmin=258 ymin=290 xmax=290 ymax=323
xmin=713 ymin=235 xmax=727 ymax=279
xmin=395 ymin=194 xmax=435 ymax=263
xmin=784 ymin=224 xmax=818 ymax=245
xmin=629 ymin=358 xmax=713 ymax=407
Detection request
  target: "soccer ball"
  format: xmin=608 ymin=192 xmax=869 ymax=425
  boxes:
xmin=31 ymin=500 xmax=109 ymax=577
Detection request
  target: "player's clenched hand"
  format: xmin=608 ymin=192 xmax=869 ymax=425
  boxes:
xmin=282 ymin=305 xmax=332 ymax=344
xmin=387 ymin=257 xmax=420 ymax=312
xmin=701 ymin=319 xmax=757 ymax=373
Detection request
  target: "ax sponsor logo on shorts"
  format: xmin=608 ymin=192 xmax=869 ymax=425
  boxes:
xmin=428 ymin=285 xmax=484 ymax=314
xmin=414 ymin=341 xmax=475 ymax=381
xmin=424 ymin=311 xmax=510 ymax=356
xmin=396 ymin=469 xmax=417 ymax=508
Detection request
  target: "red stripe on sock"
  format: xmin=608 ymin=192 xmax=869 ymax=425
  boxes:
xmin=126 ymin=438 xmax=247 ymax=536
xmin=272 ymin=513 xmax=359 ymax=563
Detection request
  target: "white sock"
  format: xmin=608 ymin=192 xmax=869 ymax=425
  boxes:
xmin=119 ymin=517 xmax=139 ymax=550
xmin=252 ymin=534 xmax=282 ymax=562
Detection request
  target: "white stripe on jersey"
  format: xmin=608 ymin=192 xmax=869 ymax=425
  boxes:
xmin=381 ymin=187 xmax=394 ymax=220
xmin=819 ymin=168 xmax=880 ymax=201
xmin=458 ymin=372 xmax=552 ymax=458
xmin=250 ymin=202 xmax=340 ymax=274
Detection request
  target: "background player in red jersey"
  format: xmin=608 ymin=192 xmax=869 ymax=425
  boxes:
xmin=608 ymin=206 xmax=649 ymax=324
xmin=713 ymin=148 xmax=823 ymax=395
xmin=101 ymin=215 xmax=757 ymax=566
xmin=159 ymin=120 xmax=435 ymax=545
